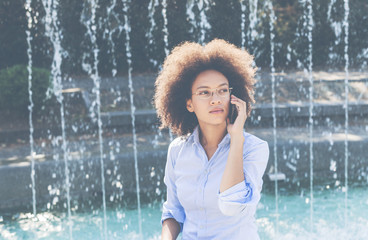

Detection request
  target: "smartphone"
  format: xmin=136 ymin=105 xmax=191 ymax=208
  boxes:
xmin=229 ymin=97 xmax=238 ymax=124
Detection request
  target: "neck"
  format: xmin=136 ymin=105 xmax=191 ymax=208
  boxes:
xmin=198 ymin=122 xmax=227 ymax=148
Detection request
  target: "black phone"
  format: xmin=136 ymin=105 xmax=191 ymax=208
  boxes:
xmin=229 ymin=97 xmax=238 ymax=124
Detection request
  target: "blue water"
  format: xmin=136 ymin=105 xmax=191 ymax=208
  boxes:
xmin=1 ymin=186 xmax=367 ymax=240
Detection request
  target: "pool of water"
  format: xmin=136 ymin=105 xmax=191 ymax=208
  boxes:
xmin=1 ymin=186 xmax=367 ymax=240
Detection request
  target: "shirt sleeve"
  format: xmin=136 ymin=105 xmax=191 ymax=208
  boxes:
xmin=218 ymin=140 xmax=269 ymax=216
xmin=161 ymin=141 xmax=186 ymax=230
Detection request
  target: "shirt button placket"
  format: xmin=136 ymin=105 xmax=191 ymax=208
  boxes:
xmin=200 ymin=167 xmax=209 ymax=238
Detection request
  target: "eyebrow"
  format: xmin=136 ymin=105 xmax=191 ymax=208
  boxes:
xmin=196 ymin=83 xmax=229 ymax=90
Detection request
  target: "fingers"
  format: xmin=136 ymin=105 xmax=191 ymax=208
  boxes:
xmin=230 ymin=95 xmax=247 ymax=113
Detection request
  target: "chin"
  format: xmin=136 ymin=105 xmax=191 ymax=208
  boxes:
xmin=209 ymin=119 xmax=227 ymax=126
xmin=198 ymin=115 xmax=227 ymax=127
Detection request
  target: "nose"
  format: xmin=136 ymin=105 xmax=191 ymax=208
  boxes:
xmin=210 ymin=91 xmax=222 ymax=105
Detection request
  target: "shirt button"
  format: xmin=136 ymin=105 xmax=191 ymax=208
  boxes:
xmin=200 ymin=225 xmax=204 ymax=229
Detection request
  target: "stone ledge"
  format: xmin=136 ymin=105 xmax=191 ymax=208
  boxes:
xmin=100 ymin=102 xmax=368 ymax=129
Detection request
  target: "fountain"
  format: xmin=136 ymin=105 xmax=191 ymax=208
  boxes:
xmin=343 ymin=0 xmax=350 ymax=227
xmin=265 ymin=0 xmax=279 ymax=235
xmin=0 ymin=0 xmax=367 ymax=239
xmin=105 ymin=0 xmax=123 ymax=77
xmin=187 ymin=0 xmax=211 ymax=44
xmin=80 ymin=0 xmax=108 ymax=238
xmin=306 ymin=0 xmax=314 ymax=232
xmin=122 ymin=0 xmax=142 ymax=236
xmin=25 ymin=0 xmax=36 ymax=217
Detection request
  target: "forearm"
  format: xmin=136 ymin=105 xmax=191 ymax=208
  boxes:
xmin=220 ymin=135 xmax=245 ymax=193
xmin=161 ymin=218 xmax=181 ymax=240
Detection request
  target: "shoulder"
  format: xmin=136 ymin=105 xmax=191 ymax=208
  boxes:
xmin=243 ymin=132 xmax=268 ymax=146
xmin=243 ymin=132 xmax=269 ymax=156
xmin=168 ymin=136 xmax=188 ymax=151
xmin=167 ymin=136 xmax=190 ymax=162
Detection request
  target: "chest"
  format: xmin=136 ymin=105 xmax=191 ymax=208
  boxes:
xmin=174 ymin=145 xmax=228 ymax=212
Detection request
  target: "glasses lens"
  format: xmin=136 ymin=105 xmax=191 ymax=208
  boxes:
xmin=196 ymin=87 xmax=231 ymax=99
xmin=218 ymin=88 xmax=229 ymax=97
xmin=198 ymin=90 xmax=211 ymax=99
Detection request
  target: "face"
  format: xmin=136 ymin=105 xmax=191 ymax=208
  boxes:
xmin=186 ymin=70 xmax=230 ymax=127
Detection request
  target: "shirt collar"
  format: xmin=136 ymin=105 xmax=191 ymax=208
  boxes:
xmin=219 ymin=133 xmax=231 ymax=147
xmin=187 ymin=126 xmax=200 ymax=147
xmin=188 ymin=125 xmax=231 ymax=148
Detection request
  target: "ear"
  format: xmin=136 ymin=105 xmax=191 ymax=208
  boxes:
xmin=186 ymin=99 xmax=194 ymax=112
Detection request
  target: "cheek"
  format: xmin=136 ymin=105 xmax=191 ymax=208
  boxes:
xmin=225 ymin=99 xmax=230 ymax=114
xmin=192 ymin=102 xmax=208 ymax=118
xmin=193 ymin=102 xmax=205 ymax=114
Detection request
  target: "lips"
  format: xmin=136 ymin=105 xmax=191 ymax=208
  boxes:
xmin=209 ymin=108 xmax=224 ymax=114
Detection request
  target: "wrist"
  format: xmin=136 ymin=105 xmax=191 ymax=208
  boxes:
xmin=230 ymin=134 xmax=245 ymax=143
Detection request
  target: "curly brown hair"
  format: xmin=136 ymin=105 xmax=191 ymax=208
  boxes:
xmin=154 ymin=39 xmax=256 ymax=136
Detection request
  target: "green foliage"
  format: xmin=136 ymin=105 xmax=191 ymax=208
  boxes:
xmin=0 ymin=65 xmax=50 ymax=116
xmin=0 ymin=0 xmax=27 ymax=68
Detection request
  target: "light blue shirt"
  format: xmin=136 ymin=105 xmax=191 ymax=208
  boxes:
xmin=161 ymin=126 xmax=269 ymax=240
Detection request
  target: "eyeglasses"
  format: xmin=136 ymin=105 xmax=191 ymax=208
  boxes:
xmin=192 ymin=87 xmax=232 ymax=100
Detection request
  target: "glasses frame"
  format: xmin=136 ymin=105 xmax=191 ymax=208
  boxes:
xmin=192 ymin=87 xmax=233 ymax=100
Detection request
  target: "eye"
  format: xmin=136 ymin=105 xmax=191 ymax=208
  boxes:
xmin=218 ymin=88 xmax=229 ymax=94
xmin=198 ymin=90 xmax=210 ymax=96
xmin=219 ymin=88 xmax=229 ymax=93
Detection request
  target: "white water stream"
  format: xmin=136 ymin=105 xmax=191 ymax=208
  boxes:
xmin=266 ymin=0 xmax=279 ymax=236
xmin=25 ymin=0 xmax=36 ymax=217
xmin=306 ymin=0 xmax=314 ymax=232
xmin=123 ymin=0 xmax=143 ymax=237
xmin=343 ymin=0 xmax=350 ymax=228
xmin=41 ymin=0 xmax=72 ymax=238
xmin=80 ymin=0 xmax=107 ymax=238
xmin=186 ymin=0 xmax=211 ymax=44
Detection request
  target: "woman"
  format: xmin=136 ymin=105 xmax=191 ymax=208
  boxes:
xmin=154 ymin=39 xmax=269 ymax=240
